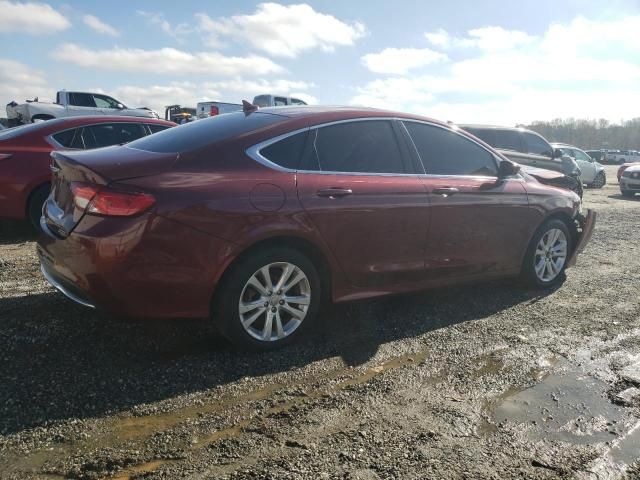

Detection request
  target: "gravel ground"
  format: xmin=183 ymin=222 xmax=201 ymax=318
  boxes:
xmin=1 ymin=164 xmax=639 ymax=480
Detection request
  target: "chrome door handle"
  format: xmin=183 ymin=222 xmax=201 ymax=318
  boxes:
xmin=317 ymin=188 xmax=353 ymax=198
xmin=433 ymin=187 xmax=459 ymax=196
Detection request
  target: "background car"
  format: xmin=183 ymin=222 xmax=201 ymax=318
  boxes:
xmin=585 ymin=150 xmax=607 ymax=163
xmin=0 ymin=116 xmax=175 ymax=228
xmin=38 ymin=106 xmax=594 ymax=350
xmin=552 ymin=143 xmax=606 ymax=188
xmin=617 ymin=162 xmax=640 ymax=182
xmin=619 ymin=165 xmax=640 ymax=197
xmin=459 ymin=124 xmax=584 ymax=197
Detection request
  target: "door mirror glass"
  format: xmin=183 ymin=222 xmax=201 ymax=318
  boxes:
xmin=498 ymin=160 xmax=520 ymax=177
xmin=553 ymin=148 xmax=565 ymax=159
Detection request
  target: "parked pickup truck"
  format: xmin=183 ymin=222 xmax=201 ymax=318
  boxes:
xmin=196 ymin=94 xmax=307 ymax=119
xmin=6 ymin=91 xmax=159 ymax=126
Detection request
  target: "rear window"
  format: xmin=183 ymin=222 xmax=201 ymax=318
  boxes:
xmin=260 ymin=131 xmax=308 ymax=169
xmin=127 ymin=112 xmax=285 ymax=153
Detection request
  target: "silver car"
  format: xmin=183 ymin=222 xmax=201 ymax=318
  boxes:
xmin=552 ymin=143 xmax=607 ymax=189
xmin=620 ymin=164 xmax=640 ymax=197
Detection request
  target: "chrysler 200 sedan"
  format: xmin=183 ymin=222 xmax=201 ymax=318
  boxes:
xmin=38 ymin=106 xmax=596 ymax=349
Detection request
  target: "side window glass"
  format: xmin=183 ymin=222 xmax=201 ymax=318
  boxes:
xmin=310 ymin=121 xmax=405 ymax=174
xmin=492 ymin=130 xmax=522 ymax=152
xmin=147 ymin=124 xmax=171 ymax=134
xmin=93 ymin=95 xmax=119 ymax=109
xmin=71 ymin=93 xmax=97 ymax=108
xmin=575 ymin=150 xmax=592 ymax=162
xmin=52 ymin=128 xmax=78 ymax=148
xmin=524 ymin=133 xmax=552 ymax=157
xmin=82 ymin=123 xmax=146 ymax=149
xmin=260 ymin=131 xmax=308 ymax=169
xmin=290 ymin=98 xmax=306 ymax=105
xmin=404 ymin=122 xmax=498 ymax=177
xmin=274 ymin=97 xmax=287 ymax=106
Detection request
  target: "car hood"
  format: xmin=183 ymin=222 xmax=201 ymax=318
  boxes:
xmin=520 ymin=165 xmax=566 ymax=181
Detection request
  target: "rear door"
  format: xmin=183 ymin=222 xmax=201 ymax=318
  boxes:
xmin=296 ymin=119 xmax=430 ymax=288
xmin=402 ymin=121 xmax=533 ymax=279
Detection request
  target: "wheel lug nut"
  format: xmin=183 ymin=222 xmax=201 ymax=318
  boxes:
xmin=271 ymin=307 xmax=277 ymax=313
xmin=279 ymin=300 xmax=284 ymax=305
xmin=277 ymin=290 xmax=282 ymax=295
xmin=264 ymin=302 xmax=269 ymax=307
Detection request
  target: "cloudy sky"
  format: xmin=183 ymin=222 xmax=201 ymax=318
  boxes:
xmin=1 ymin=0 xmax=639 ymax=125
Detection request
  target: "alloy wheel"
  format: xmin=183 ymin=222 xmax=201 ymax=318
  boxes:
xmin=238 ymin=262 xmax=311 ymax=342
xmin=534 ymin=228 xmax=568 ymax=282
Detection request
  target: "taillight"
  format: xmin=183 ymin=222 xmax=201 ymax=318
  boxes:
xmin=71 ymin=182 xmax=155 ymax=217
xmin=209 ymin=106 xmax=219 ymax=116
xmin=0 ymin=153 xmax=13 ymax=161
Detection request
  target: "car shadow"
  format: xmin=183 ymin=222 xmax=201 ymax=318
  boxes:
xmin=0 ymin=220 xmax=37 ymax=245
xmin=0 ymin=277 xmax=561 ymax=435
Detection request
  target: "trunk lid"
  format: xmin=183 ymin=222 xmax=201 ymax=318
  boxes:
xmin=44 ymin=147 xmax=177 ymax=237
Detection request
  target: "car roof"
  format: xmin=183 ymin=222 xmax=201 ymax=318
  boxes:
xmin=253 ymin=105 xmax=448 ymax=126
xmin=0 ymin=116 xmax=176 ymax=142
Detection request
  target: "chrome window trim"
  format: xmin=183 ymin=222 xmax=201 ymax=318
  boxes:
xmin=247 ymin=117 xmax=417 ymax=176
xmin=246 ymin=116 xmax=519 ymax=179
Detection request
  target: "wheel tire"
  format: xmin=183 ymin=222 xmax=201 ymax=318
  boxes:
xmin=521 ymin=219 xmax=571 ymax=288
xmin=27 ymin=184 xmax=50 ymax=231
xmin=213 ymin=247 xmax=322 ymax=350
xmin=621 ymin=189 xmax=635 ymax=198
xmin=591 ymin=172 xmax=606 ymax=189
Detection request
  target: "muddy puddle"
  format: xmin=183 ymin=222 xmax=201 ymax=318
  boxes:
xmin=488 ymin=358 xmax=640 ymax=472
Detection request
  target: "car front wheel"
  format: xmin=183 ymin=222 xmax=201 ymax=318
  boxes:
xmin=214 ymin=247 xmax=321 ymax=350
xmin=591 ymin=172 xmax=606 ymax=189
xmin=521 ymin=219 xmax=571 ymax=288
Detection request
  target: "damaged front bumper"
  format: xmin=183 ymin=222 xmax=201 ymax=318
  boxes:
xmin=567 ymin=209 xmax=596 ymax=267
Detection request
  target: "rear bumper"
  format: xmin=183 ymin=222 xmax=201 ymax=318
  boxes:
xmin=38 ymin=213 xmax=237 ymax=319
xmin=567 ymin=209 xmax=596 ymax=267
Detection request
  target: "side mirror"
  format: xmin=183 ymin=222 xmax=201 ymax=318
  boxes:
xmin=116 ymin=103 xmax=125 ymax=109
xmin=498 ymin=160 xmax=521 ymax=177
xmin=553 ymin=148 xmax=563 ymax=158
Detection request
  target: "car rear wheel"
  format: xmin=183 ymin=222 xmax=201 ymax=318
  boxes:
xmin=27 ymin=184 xmax=50 ymax=231
xmin=213 ymin=247 xmax=321 ymax=350
xmin=521 ymin=219 xmax=571 ymax=288
xmin=591 ymin=172 xmax=606 ymax=189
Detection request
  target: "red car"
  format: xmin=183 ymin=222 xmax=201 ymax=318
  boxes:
xmin=618 ymin=162 xmax=640 ymax=182
xmin=0 ymin=116 xmax=175 ymax=227
xmin=38 ymin=106 xmax=595 ymax=349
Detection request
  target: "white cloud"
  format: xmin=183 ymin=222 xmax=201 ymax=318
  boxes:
xmin=362 ymin=47 xmax=448 ymax=74
xmin=353 ymin=15 xmax=640 ymax=124
xmin=196 ymin=2 xmax=365 ymax=58
xmin=51 ymin=43 xmax=285 ymax=76
xmin=0 ymin=0 xmax=70 ymax=34
xmin=137 ymin=10 xmax=191 ymax=41
xmin=110 ymin=83 xmax=219 ymax=113
xmin=425 ymin=26 xmax=534 ymax=51
xmin=0 ymin=59 xmax=52 ymax=108
xmin=424 ymin=29 xmax=450 ymax=48
xmin=82 ymin=14 xmax=119 ymax=37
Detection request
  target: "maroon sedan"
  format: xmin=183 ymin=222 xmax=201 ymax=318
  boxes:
xmin=38 ymin=107 xmax=595 ymax=349
xmin=0 ymin=116 xmax=175 ymax=227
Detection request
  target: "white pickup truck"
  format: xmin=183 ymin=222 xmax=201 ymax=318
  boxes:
xmin=6 ymin=90 xmax=159 ymax=126
xmin=196 ymin=94 xmax=307 ymax=119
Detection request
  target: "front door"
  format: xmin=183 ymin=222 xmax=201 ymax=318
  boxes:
xmin=402 ymin=121 xmax=533 ymax=279
xmin=296 ymin=119 xmax=430 ymax=288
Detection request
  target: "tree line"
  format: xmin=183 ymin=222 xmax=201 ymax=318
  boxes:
xmin=522 ymin=118 xmax=640 ymax=150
